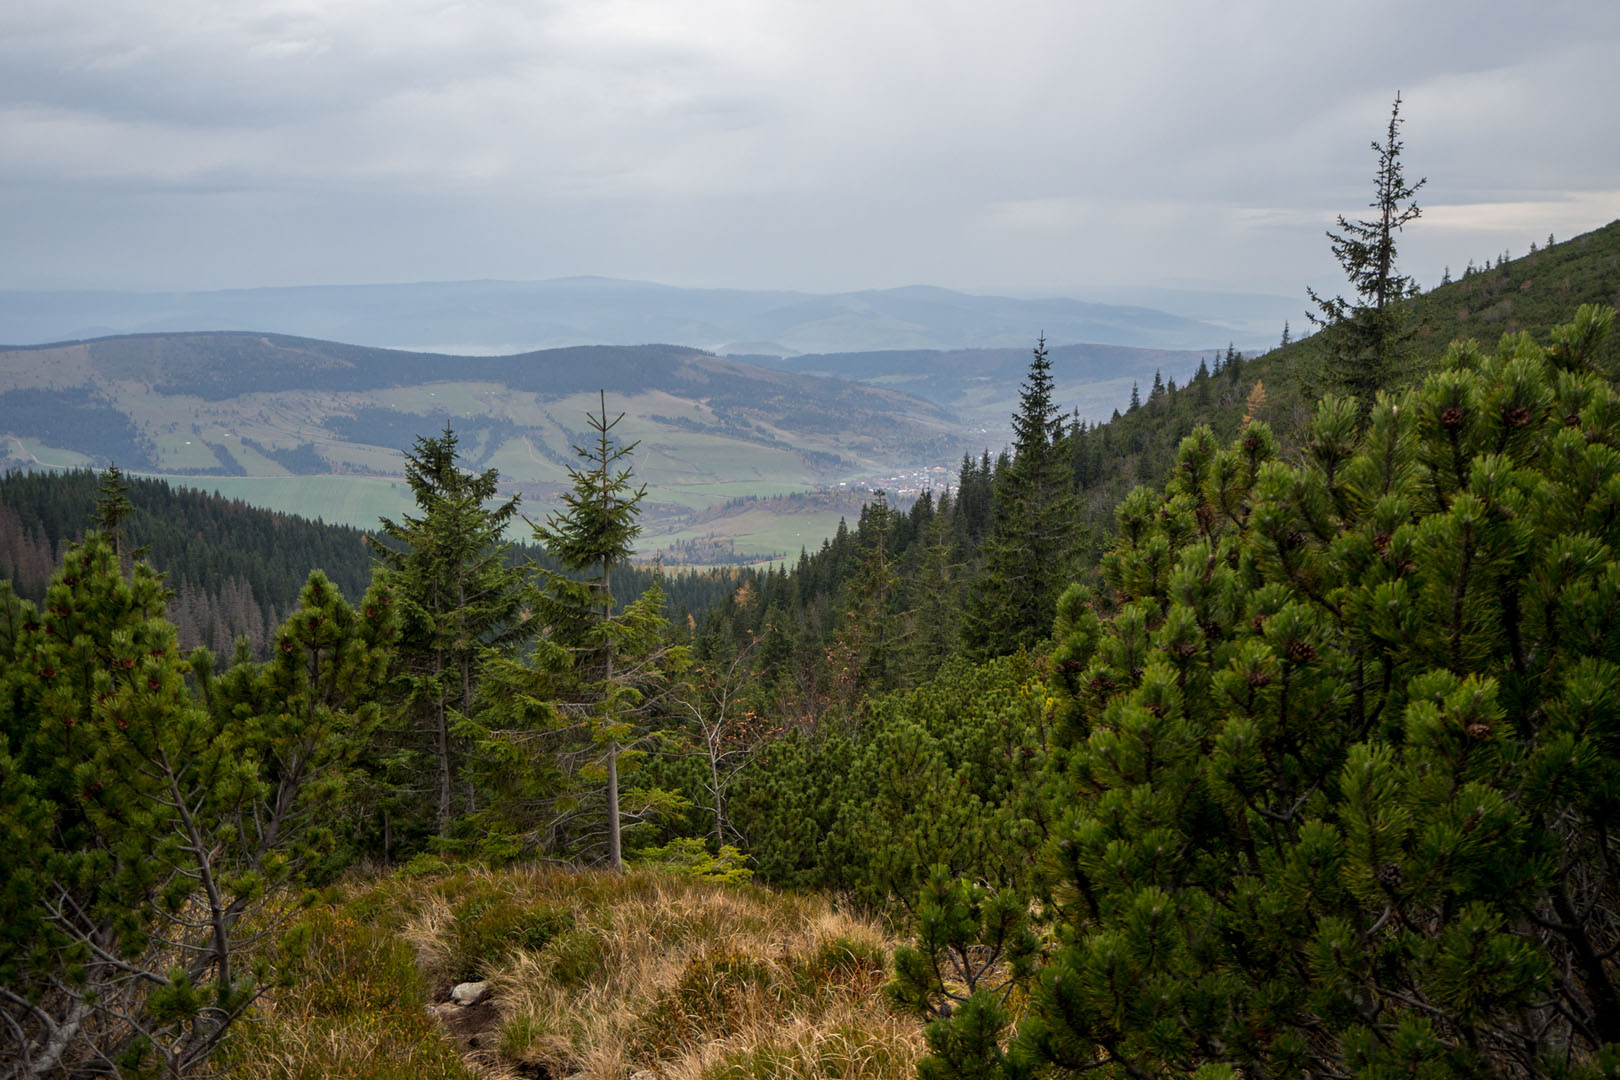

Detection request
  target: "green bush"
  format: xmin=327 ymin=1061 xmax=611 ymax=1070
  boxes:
xmin=967 ymin=311 xmax=1620 ymax=1080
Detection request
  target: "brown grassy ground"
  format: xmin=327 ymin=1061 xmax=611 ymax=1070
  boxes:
xmin=211 ymin=862 xmax=923 ymax=1080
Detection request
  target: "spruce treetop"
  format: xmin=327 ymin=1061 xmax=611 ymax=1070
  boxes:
xmin=1011 ymin=334 xmax=1063 ymax=455
xmin=1308 ymin=92 xmax=1427 ymax=410
xmin=536 ymin=390 xmax=646 ymax=581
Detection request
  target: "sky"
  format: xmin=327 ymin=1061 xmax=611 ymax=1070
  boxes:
xmin=3 ymin=0 xmax=1618 ymax=303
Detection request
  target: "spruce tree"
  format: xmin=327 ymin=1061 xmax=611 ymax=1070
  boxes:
xmin=951 ymin=453 xmax=995 ymax=555
xmin=531 ymin=393 xmax=687 ymax=871
xmin=964 ymin=336 xmax=1081 ymax=658
xmin=901 ymin=498 xmax=961 ymax=684
xmin=837 ymin=490 xmax=900 ymax=693
xmin=93 ymin=464 xmax=134 ymax=559
xmin=1308 ymin=92 xmax=1427 ymax=412
xmin=374 ymin=428 xmax=524 ymax=840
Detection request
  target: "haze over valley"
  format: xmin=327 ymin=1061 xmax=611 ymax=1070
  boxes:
xmin=0 ymin=278 xmax=1278 ymax=357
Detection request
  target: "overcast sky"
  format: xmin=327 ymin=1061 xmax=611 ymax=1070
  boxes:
xmin=3 ymin=0 xmax=1617 ymax=302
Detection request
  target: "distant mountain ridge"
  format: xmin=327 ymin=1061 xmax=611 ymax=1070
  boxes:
xmin=0 ymin=332 xmax=975 ymax=551
xmin=747 ymin=342 xmax=1210 ymax=434
xmin=0 ymin=333 xmax=898 ymax=403
xmin=0 ymin=331 xmax=962 ymax=458
xmin=0 ymin=277 xmax=1252 ymax=355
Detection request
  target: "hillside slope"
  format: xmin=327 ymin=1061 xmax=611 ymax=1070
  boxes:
xmin=1060 ymin=218 xmax=1620 ymax=540
xmin=0 ymin=335 xmax=968 ymax=547
xmin=748 ymin=340 xmax=1208 ymax=435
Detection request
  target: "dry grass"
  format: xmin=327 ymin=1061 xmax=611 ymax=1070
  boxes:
xmin=211 ymin=863 xmax=923 ymax=1080
xmin=208 ymin=894 xmax=478 ymax=1080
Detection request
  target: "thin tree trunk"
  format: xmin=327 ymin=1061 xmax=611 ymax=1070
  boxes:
xmin=711 ymin=750 xmax=726 ymax=850
xmin=435 ymin=651 xmax=452 ymax=836
xmin=604 ymin=549 xmax=621 ymax=872
xmin=459 ymin=578 xmax=474 ymax=817
xmin=26 ymin=997 xmax=92 ymax=1077
xmin=607 ymin=739 xmax=622 ymax=872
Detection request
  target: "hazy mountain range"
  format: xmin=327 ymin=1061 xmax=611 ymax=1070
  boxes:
xmin=0 ymin=278 xmax=1282 ymax=356
xmin=750 ymin=343 xmax=1210 ymax=436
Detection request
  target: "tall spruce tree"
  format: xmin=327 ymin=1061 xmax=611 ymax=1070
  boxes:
xmin=964 ymin=336 xmax=1081 ymax=658
xmin=92 ymin=465 xmax=133 ymax=559
xmin=901 ymin=495 xmax=960 ymax=684
xmin=531 ymin=393 xmax=687 ymax=871
xmin=1308 ymin=92 xmax=1426 ymax=412
xmin=837 ymin=490 xmax=901 ymax=694
xmin=374 ymin=429 xmax=524 ymax=840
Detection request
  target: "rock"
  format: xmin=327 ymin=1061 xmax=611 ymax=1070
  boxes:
xmin=451 ymin=980 xmax=491 ymax=1005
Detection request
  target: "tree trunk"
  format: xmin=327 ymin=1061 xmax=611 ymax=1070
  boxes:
xmin=607 ymin=739 xmax=622 ymax=872
xmin=435 ymin=652 xmax=452 ymax=836
xmin=603 ymin=548 xmax=622 ymax=872
xmin=711 ymin=745 xmax=726 ymax=850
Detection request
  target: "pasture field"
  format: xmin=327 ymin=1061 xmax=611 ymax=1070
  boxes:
xmin=370 ymin=381 xmax=509 ymax=415
xmin=4 ymin=437 xmax=96 ymax=469
xmin=634 ymin=434 xmax=810 ymax=487
xmin=649 ymin=505 xmax=860 ymax=561
xmin=215 ymin=437 xmax=292 ymax=476
xmin=152 ymin=474 xmax=418 ymax=530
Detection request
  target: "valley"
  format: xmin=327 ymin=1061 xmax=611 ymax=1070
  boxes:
xmin=0 ymin=330 xmax=1208 ymax=560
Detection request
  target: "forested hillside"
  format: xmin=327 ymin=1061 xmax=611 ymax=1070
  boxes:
xmin=0 ymin=468 xmax=743 ymax=660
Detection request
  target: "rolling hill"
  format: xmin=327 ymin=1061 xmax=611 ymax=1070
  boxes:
xmin=747 ymin=340 xmax=1210 ymax=438
xmin=0 ymin=333 xmax=974 ymax=556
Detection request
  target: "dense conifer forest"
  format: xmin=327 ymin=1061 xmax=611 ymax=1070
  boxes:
xmin=7 ymin=201 xmax=1620 ymax=1075
xmin=0 ymin=468 xmax=746 ymax=661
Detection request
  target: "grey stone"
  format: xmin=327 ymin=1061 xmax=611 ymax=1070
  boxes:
xmin=451 ymin=980 xmax=491 ymax=1005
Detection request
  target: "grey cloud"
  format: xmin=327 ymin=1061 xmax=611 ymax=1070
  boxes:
xmin=0 ymin=0 xmax=1616 ymax=299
